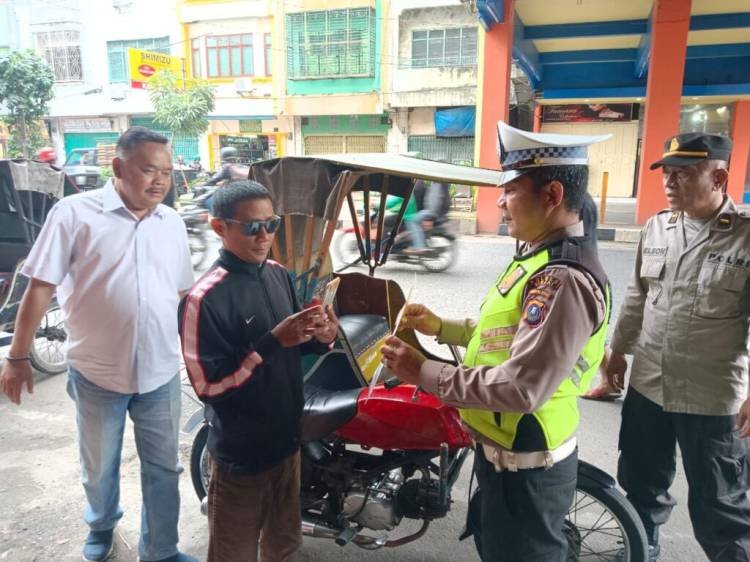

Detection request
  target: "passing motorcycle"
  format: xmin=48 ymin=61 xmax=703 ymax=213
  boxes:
xmin=335 ymin=215 xmax=457 ymax=273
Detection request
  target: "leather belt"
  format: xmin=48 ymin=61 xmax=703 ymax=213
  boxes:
xmin=481 ymin=437 xmax=577 ymax=472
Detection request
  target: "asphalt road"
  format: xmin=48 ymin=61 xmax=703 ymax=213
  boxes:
xmin=0 ymin=234 xmax=707 ymax=561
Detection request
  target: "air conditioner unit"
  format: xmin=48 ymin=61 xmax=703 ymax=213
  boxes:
xmin=234 ymin=78 xmax=256 ymax=94
xmin=110 ymin=83 xmax=128 ymax=101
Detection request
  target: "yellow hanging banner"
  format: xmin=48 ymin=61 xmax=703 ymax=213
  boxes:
xmin=128 ymin=48 xmax=182 ymax=89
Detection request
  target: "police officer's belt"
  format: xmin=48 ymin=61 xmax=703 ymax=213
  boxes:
xmin=481 ymin=437 xmax=577 ymax=472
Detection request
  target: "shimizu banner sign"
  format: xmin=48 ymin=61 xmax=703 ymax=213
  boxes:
xmin=128 ymin=48 xmax=182 ymax=89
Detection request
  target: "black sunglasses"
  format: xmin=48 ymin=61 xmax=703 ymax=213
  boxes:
xmin=224 ymin=216 xmax=282 ymax=236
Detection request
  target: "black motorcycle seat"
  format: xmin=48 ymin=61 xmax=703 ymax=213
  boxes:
xmin=301 ymin=385 xmax=360 ymax=442
xmin=338 ymin=314 xmax=390 ymax=358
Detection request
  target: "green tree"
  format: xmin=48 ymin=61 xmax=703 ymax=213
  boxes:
xmin=0 ymin=50 xmax=55 ymax=158
xmin=148 ymin=70 xmax=215 ymax=138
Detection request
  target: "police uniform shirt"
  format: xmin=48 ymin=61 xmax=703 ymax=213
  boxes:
xmin=417 ymin=222 xmax=606 ymax=415
xmin=611 ymin=196 xmax=750 ymax=415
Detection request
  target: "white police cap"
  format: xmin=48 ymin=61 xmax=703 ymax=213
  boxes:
xmin=497 ymin=121 xmax=612 ymax=183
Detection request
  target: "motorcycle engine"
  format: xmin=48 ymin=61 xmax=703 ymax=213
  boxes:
xmin=342 ymin=470 xmax=404 ymax=531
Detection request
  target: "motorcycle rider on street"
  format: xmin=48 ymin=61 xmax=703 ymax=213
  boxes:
xmin=204 ymin=147 xmax=248 ymax=186
xmin=381 ymin=121 xmax=612 ymax=562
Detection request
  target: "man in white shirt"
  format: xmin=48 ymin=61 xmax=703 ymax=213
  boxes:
xmin=0 ymin=127 xmax=196 ymax=562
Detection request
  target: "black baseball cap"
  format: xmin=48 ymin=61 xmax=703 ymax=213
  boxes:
xmin=650 ymin=132 xmax=733 ymax=170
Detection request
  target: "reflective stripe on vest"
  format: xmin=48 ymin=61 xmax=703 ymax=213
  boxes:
xmin=460 ymin=248 xmax=610 ymax=451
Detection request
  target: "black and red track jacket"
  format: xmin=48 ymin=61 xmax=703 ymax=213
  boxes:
xmin=178 ymin=249 xmax=327 ymax=475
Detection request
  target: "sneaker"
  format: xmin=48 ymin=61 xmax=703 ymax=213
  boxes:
xmin=82 ymin=529 xmax=114 ymax=562
xmin=142 ymin=553 xmax=199 ymax=562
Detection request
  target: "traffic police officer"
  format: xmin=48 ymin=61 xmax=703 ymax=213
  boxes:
xmin=381 ymin=121 xmax=612 ymax=561
xmin=606 ymin=133 xmax=750 ymax=561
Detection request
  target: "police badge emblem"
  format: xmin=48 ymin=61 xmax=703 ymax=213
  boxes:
xmin=669 ymin=137 xmax=680 ymax=152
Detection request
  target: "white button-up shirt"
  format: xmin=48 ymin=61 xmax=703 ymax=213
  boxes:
xmin=22 ymin=180 xmax=194 ymax=394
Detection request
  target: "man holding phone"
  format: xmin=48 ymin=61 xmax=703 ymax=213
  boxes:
xmin=178 ymin=180 xmax=338 ymax=562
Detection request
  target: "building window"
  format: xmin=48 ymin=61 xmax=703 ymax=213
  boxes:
xmin=411 ymin=27 xmax=477 ymax=68
xmin=35 ymin=30 xmax=83 ymax=82
xmin=206 ymin=34 xmax=254 ymax=78
xmin=107 ymin=36 xmax=170 ymax=83
xmin=264 ymin=33 xmax=272 ymax=76
xmin=286 ymin=8 xmax=375 ymax=79
xmin=191 ymin=38 xmax=201 ymax=78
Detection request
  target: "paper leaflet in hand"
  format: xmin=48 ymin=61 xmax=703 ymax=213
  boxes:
xmin=366 ymin=273 xmax=417 ymax=402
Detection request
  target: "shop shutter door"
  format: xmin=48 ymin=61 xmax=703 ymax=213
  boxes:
xmin=304 ymin=135 xmax=345 ymax=155
xmin=64 ymin=132 xmax=120 ymax=153
xmin=345 ymin=135 xmax=385 ymax=153
xmin=129 ymin=117 xmax=200 ymax=161
xmin=407 ymin=135 xmax=475 ymax=165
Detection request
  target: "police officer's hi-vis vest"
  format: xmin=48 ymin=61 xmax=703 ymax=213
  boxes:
xmin=460 ymin=237 xmax=611 ymax=452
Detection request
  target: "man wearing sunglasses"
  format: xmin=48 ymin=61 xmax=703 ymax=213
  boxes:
xmin=179 ymin=180 xmax=338 ymax=562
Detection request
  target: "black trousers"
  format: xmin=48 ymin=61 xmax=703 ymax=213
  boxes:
xmin=618 ymin=388 xmax=750 ymax=561
xmin=470 ymin=447 xmax=578 ymax=562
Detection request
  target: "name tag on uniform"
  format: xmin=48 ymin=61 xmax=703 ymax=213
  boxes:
xmin=497 ymin=265 xmax=526 ymax=296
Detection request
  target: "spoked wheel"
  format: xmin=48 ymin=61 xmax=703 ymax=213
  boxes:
xmin=334 ymin=232 xmax=364 ymax=269
xmin=565 ymin=484 xmax=648 ymax=561
xmin=190 ymin=424 xmax=211 ymax=500
xmin=30 ymin=305 xmax=67 ymax=375
xmin=421 ymin=234 xmax=457 ymax=273
xmin=189 ymin=228 xmax=209 ymax=269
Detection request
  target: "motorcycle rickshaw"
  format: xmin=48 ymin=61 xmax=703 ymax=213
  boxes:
xmin=183 ymin=153 xmax=648 ymax=560
xmin=0 ymin=159 xmax=74 ymax=374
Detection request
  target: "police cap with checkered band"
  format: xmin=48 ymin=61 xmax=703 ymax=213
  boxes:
xmin=496 ymin=121 xmax=612 ymax=184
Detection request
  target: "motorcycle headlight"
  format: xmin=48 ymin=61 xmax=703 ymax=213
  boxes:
xmin=75 ymin=175 xmax=87 ymax=185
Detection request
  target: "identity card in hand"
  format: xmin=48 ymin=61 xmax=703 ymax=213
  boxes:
xmin=322 ymin=277 xmax=341 ymax=308
xmin=366 ymin=273 xmax=417 ymax=402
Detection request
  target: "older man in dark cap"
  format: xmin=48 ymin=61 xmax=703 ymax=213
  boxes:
xmin=381 ymin=121 xmax=612 ymax=561
xmin=605 ymin=132 xmax=750 ymax=561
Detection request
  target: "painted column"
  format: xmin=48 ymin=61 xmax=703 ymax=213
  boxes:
xmin=474 ymin=0 xmax=515 ymax=234
xmin=533 ymin=104 xmax=542 ymax=133
xmin=635 ymin=0 xmax=691 ymax=224
xmin=728 ymin=100 xmax=750 ymax=203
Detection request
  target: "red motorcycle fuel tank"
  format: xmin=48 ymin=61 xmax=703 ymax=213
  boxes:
xmin=335 ymin=385 xmax=472 ymax=450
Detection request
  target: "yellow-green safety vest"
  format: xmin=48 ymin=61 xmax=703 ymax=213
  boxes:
xmin=460 ymin=243 xmax=610 ymax=451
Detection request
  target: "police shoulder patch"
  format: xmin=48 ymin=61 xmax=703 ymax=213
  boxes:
xmin=523 ymin=299 xmax=546 ymax=328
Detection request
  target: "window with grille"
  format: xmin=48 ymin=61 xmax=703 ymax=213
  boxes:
xmin=410 ymin=27 xmax=477 ymax=68
xmin=264 ymin=33 xmax=272 ymax=76
xmin=206 ymin=34 xmax=254 ymax=78
xmin=191 ymin=38 xmax=201 ymax=78
xmin=107 ymin=36 xmax=170 ymax=83
xmin=35 ymin=30 xmax=83 ymax=82
xmin=286 ymin=8 xmax=375 ymax=79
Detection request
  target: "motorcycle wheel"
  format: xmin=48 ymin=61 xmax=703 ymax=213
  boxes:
xmin=30 ymin=305 xmax=67 ymax=375
xmin=334 ymin=232 xmax=364 ymax=268
xmin=189 ymin=228 xmax=209 ymax=270
xmin=565 ymin=483 xmax=649 ymax=561
xmin=190 ymin=424 xmax=211 ymax=500
xmin=421 ymin=234 xmax=457 ymax=273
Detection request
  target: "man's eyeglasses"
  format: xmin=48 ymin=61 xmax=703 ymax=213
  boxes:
xmin=224 ymin=216 xmax=282 ymax=236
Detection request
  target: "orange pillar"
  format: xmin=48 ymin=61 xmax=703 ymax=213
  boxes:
xmin=728 ymin=100 xmax=750 ymax=203
xmin=635 ymin=0 xmax=691 ymax=224
xmin=475 ymin=1 xmax=514 ymax=234
xmin=533 ymin=105 xmax=542 ymax=132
